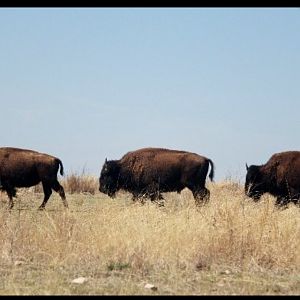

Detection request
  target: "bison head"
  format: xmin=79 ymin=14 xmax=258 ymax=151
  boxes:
xmin=99 ymin=159 xmax=120 ymax=198
xmin=245 ymin=164 xmax=265 ymax=201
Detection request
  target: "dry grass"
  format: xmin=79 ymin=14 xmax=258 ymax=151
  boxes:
xmin=62 ymin=172 xmax=98 ymax=195
xmin=33 ymin=171 xmax=98 ymax=195
xmin=0 ymin=179 xmax=300 ymax=295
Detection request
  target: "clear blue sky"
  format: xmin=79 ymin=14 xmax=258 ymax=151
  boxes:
xmin=0 ymin=8 xmax=299 ymax=181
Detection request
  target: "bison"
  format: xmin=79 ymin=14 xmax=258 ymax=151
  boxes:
xmin=99 ymin=147 xmax=214 ymax=206
xmin=0 ymin=147 xmax=68 ymax=210
xmin=245 ymin=151 xmax=300 ymax=208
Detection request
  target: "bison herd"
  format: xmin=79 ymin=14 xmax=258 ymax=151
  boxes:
xmin=0 ymin=146 xmax=299 ymax=210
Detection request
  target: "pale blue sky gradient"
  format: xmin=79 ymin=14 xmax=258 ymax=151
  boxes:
xmin=0 ymin=8 xmax=299 ymax=181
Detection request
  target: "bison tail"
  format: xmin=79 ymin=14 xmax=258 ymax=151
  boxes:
xmin=57 ymin=159 xmax=64 ymax=176
xmin=208 ymin=159 xmax=214 ymax=182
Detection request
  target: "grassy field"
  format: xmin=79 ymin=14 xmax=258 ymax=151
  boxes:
xmin=0 ymin=177 xmax=299 ymax=295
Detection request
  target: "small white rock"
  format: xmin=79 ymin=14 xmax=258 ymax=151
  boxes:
xmin=144 ymin=283 xmax=157 ymax=291
xmin=71 ymin=277 xmax=88 ymax=284
xmin=14 ymin=260 xmax=24 ymax=266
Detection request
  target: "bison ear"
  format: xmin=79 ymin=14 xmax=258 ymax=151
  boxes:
xmin=246 ymin=163 xmax=249 ymax=170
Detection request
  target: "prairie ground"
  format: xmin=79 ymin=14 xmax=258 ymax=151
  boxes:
xmin=0 ymin=179 xmax=299 ymax=295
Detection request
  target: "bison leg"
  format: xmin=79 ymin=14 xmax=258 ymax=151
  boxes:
xmin=193 ymin=187 xmax=210 ymax=206
xmin=39 ymin=183 xmax=52 ymax=210
xmin=149 ymin=192 xmax=165 ymax=207
xmin=156 ymin=195 xmax=165 ymax=207
xmin=288 ymin=189 xmax=300 ymax=207
xmin=6 ymin=187 xmax=17 ymax=209
xmin=149 ymin=192 xmax=163 ymax=201
xmin=275 ymin=196 xmax=289 ymax=209
xmin=52 ymin=180 xmax=68 ymax=208
xmin=132 ymin=192 xmax=140 ymax=202
xmin=294 ymin=199 xmax=300 ymax=208
xmin=131 ymin=192 xmax=145 ymax=204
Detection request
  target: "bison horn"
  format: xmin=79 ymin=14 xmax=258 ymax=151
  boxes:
xmin=246 ymin=163 xmax=249 ymax=170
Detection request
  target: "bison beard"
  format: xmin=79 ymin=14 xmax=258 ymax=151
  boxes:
xmin=0 ymin=147 xmax=68 ymax=210
xmin=99 ymin=147 xmax=214 ymax=206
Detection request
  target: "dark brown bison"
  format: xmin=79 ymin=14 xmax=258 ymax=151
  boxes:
xmin=245 ymin=151 xmax=300 ymax=207
xmin=99 ymin=147 xmax=214 ymax=205
xmin=0 ymin=147 xmax=68 ymax=210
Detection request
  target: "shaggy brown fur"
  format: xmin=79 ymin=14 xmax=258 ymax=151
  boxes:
xmin=99 ymin=147 xmax=214 ymax=206
xmin=245 ymin=151 xmax=300 ymax=207
xmin=0 ymin=147 xmax=68 ymax=209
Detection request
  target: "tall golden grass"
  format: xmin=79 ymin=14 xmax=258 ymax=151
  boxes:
xmin=0 ymin=179 xmax=299 ymax=295
xmin=33 ymin=171 xmax=98 ymax=195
